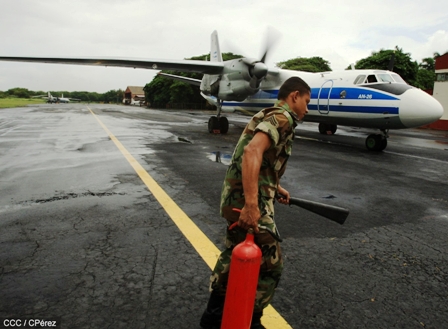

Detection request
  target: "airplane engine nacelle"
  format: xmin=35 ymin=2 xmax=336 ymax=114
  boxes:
xmin=217 ymin=59 xmax=260 ymax=101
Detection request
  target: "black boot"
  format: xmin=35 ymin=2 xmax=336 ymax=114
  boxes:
xmin=250 ymin=311 xmax=266 ymax=329
xmin=199 ymin=291 xmax=225 ymax=329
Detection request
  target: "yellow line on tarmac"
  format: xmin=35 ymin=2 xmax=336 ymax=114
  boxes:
xmin=87 ymin=107 xmax=292 ymax=329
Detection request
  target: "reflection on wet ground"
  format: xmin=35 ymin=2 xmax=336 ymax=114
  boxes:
xmin=207 ymin=151 xmax=232 ymax=165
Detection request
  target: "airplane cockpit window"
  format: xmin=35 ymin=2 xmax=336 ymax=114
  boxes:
xmin=367 ymin=75 xmax=378 ymax=83
xmin=355 ymin=73 xmax=406 ymax=85
xmin=391 ymin=74 xmax=406 ymax=84
xmin=378 ymin=74 xmax=394 ymax=83
xmin=354 ymin=75 xmax=366 ymax=84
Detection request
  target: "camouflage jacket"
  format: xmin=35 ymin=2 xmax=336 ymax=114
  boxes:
xmin=220 ymin=100 xmax=300 ymax=222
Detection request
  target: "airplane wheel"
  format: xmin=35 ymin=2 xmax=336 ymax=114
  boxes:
xmin=366 ymin=134 xmax=387 ymax=151
xmin=318 ymin=123 xmax=327 ymax=134
xmin=219 ymin=117 xmax=229 ymax=134
xmin=329 ymin=124 xmax=337 ymax=135
xmin=378 ymin=137 xmax=387 ymax=151
xmin=208 ymin=116 xmax=219 ymax=133
xmin=318 ymin=123 xmax=337 ymax=135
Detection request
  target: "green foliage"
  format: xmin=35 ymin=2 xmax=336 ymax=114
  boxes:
xmin=353 ymin=47 xmax=419 ymax=85
xmin=7 ymin=88 xmax=31 ymax=98
xmin=276 ymin=57 xmax=332 ymax=72
xmin=413 ymin=55 xmax=438 ymax=90
xmin=419 ymin=57 xmax=435 ymax=71
xmin=0 ymin=88 xmax=124 ymax=103
xmin=144 ymin=74 xmax=174 ymax=107
xmin=101 ymin=89 xmax=124 ymax=103
xmin=415 ymin=70 xmax=436 ymax=90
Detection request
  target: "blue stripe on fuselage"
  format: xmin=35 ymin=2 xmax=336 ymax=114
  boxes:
xmin=224 ymin=102 xmax=399 ymax=115
xmin=307 ymin=104 xmax=399 ymax=114
xmin=311 ymin=87 xmax=399 ymax=100
xmin=248 ymin=87 xmax=399 ymax=101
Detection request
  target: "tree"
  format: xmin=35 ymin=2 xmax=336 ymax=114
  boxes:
xmin=353 ymin=46 xmax=419 ymax=85
xmin=419 ymin=57 xmax=435 ymax=71
xmin=413 ymin=56 xmax=437 ymax=90
xmin=144 ymin=73 xmax=175 ymax=107
xmin=7 ymin=88 xmax=31 ymax=98
xmin=276 ymin=57 xmax=332 ymax=72
xmin=415 ymin=69 xmax=435 ymax=90
xmin=102 ymin=89 xmax=124 ymax=103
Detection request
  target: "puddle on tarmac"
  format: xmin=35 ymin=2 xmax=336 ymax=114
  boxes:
xmin=207 ymin=152 xmax=232 ymax=165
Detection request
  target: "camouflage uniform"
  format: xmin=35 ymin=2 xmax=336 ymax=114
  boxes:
xmin=209 ymin=100 xmax=300 ymax=313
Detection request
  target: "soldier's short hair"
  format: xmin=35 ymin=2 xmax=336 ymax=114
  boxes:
xmin=277 ymin=77 xmax=311 ymax=100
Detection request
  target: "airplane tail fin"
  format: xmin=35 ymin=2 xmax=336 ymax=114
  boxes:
xmin=210 ymin=30 xmax=222 ymax=62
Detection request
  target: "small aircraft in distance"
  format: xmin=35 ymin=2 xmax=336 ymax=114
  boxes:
xmin=33 ymin=92 xmax=80 ymax=103
xmin=0 ymin=30 xmax=443 ymax=151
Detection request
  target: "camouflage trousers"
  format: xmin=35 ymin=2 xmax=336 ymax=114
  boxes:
xmin=208 ymin=214 xmax=283 ymax=313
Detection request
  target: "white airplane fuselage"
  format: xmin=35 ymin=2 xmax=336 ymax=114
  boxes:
xmin=220 ymin=69 xmax=443 ymax=131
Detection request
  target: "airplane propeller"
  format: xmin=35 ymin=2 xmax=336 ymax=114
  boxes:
xmin=260 ymin=26 xmax=282 ymax=63
xmin=245 ymin=26 xmax=282 ymax=88
xmin=388 ymin=50 xmax=396 ymax=71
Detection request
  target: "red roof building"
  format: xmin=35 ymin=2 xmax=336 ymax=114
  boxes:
xmin=428 ymin=53 xmax=448 ymax=130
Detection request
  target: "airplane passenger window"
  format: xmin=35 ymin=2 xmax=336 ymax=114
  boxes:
xmin=354 ymin=75 xmax=366 ymax=84
xmin=391 ymin=74 xmax=406 ymax=84
xmin=367 ymin=75 xmax=378 ymax=83
xmin=378 ymin=74 xmax=394 ymax=83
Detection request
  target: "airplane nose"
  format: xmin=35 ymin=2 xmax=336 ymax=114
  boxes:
xmin=399 ymin=88 xmax=444 ymax=128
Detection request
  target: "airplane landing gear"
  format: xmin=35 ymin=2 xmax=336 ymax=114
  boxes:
xmin=365 ymin=129 xmax=388 ymax=151
xmin=208 ymin=116 xmax=229 ymax=133
xmin=208 ymin=100 xmax=229 ymax=134
xmin=318 ymin=123 xmax=337 ymax=135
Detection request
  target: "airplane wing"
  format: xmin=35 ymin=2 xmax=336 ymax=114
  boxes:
xmin=0 ymin=56 xmax=224 ymax=75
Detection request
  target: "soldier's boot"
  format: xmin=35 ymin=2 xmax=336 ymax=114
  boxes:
xmin=250 ymin=311 xmax=266 ymax=329
xmin=199 ymin=291 xmax=225 ymax=329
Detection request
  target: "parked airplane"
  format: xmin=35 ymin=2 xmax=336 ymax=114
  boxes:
xmin=54 ymin=93 xmax=80 ymax=103
xmin=0 ymin=30 xmax=443 ymax=151
xmin=33 ymin=92 xmax=80 ymax=103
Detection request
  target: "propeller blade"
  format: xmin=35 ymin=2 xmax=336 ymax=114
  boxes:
xmin=260 ymin=26 xmax=282 ymax=63
xmin=388 ymin=50 xmax=396 ymax=71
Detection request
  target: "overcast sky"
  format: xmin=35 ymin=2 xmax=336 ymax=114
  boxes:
xmin=0 ymin=0 xmax=447 ymax=93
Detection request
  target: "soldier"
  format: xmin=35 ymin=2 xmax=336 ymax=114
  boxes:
xmin=200 ymin=76 xmax=311 ymax=329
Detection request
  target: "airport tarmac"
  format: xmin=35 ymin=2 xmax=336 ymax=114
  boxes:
xmin=0 ymin=103 xmax=447 ymax=329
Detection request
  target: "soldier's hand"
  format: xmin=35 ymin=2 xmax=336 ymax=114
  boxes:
xmin=239 ymin=203 xmax=260 ymax=234
xmin=277 ymin=185 xmax=290 ymax=205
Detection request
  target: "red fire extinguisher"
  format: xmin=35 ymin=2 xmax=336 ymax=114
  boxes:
xmin=221 ymin=209 xmax=262 ymax=329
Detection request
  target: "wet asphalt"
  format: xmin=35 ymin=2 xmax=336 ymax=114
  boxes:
xmin=0 ymin=103 xmax=447 ymax=329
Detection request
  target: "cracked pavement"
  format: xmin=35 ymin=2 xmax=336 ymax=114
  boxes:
xmin=1 ymin=104 xmax=447 ymax=328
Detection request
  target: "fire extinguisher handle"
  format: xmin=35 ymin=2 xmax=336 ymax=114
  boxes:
xmin=228 ymin=209 xmax=283 ymax=242
xmin=228 ymin=221 xmax=239 ymax=231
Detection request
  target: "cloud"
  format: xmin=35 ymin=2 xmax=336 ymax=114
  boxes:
xmin=0 ymin=0 xmax=447 ymax=92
